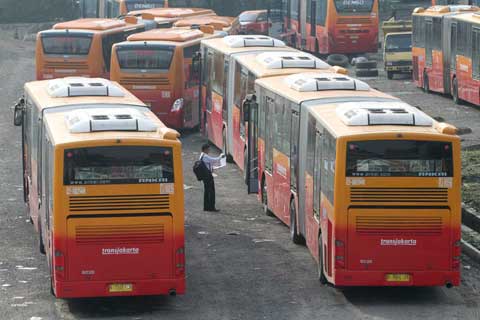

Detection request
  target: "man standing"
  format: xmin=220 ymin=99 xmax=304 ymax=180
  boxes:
xmin=200 ymin=144 xmax=225 ymax=212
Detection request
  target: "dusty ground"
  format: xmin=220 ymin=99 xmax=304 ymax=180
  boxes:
xmin=1 ymin=31 xmax=480 ymax=320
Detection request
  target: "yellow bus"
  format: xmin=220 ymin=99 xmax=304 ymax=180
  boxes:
xmin=14 ymin=77 xmax=185 ymax=298
xmin=243 ymin=72 xmax=461 ymax=287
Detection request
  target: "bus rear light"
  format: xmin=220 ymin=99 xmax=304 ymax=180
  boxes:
xmin=335 ymin=239 xmax=345 ymax=269
xmin=335 ymin=256 xmax=345 ymax=268
xmin=171 ymin=98 xmax=184 ymax=112
xmin=175 ymin=247 xmax=185 ymax=276
xmin=453 ymin=240 xmax=461 ymax=270
xmin=54 ymin=250 xmax=65 ymax=280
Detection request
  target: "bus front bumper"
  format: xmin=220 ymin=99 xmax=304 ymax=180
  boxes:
xmin=53 ymin=278 xmax=185 ymax=298
xmin=333 ymin=270 xmax=460 ymax=287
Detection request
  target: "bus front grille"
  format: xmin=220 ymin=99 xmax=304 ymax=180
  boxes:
xmin=120 ymin=77 xmax=170 ymax=86
xmin=356 ymin=216 xmax=443 ymax=236
xmin=350 ymin=187 xmax=448 ymax=204
xmin=69 ymin=194 xmax=170 ymax=212
xmin=75 ymin=224 xmax=165 ymax=245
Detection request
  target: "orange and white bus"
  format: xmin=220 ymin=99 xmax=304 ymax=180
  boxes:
xmin=242 ymin=72 xmax=461 ymax=287
xmin=283 ymin=0 xmax=379 ymax=56
xmin=200 ymin=35 xmax=293 ymax=153
xmin=110 ymin=27 xmax=222 ymax=129
xmin=412 ymin=5 xmax=479 ymax=101
xmin=128 ymin=7 xmax=216 ymax=28
xmin=174 ymin=16 xmax=238 ymax=34
xmin=79 ymin=0 xmax=169 ymax=18
xmin=36 ymin=17 xmax=147 ymax=80
xmin=229 ymin=51 xmax=344 ymax=175
xmin=13 ymin=77 xmax=185 ymax=298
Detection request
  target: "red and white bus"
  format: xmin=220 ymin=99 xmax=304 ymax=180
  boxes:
xmin=412 ymin=5 xmax=479 ymax=104
xmin=282 ymin=0 xmax=379 ymax=56
xmin=110 ymin=27 xmax=222 ymax=129
xmin=242 ymin=72 xmax=461 ymax=287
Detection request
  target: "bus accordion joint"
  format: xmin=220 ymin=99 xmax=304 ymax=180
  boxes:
xmin=435 ymin=122 xmax=458 ymax=135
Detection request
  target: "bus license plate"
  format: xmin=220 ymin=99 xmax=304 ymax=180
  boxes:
xmin=109 ymin=283 xmax=133 ymax=293
xmin=385 ymin=274 xmax=410 ymax=282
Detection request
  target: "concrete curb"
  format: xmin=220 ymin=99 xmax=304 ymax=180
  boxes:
xmin=462 ymin=239 xmax=480 ymax=263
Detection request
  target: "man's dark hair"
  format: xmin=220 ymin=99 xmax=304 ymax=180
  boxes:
xmin=202 ymin=143 xmax=210 ymax=152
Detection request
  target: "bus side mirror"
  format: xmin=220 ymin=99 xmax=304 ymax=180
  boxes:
xmin=243 ymin=94 xmax=257 ymax=123
xmin=13 ymin=98 xmax=25 ymax=127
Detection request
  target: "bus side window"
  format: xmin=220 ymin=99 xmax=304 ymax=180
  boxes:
xmin=290 ymin=109 xmax=300 ymax=191
xmin=258 ymin=88 xmax=265 ymax=142
xmin=184 ymin=44 xmax=200 ymax=86
xmin=24 ymin=99 xmax=32 ymax=179
xmin=425 ymin=19 xmax=433 ymax=66
xmin=473 ymin=28 xmax=480 ymax=80
xmin=321 ymin=131 xmax=336 ymax=204
xmin=239 ymin=67 xmax=248 ymax=137
xmin=273 ymin=96 xmax=284 ymax=154
xmin=205 ymin=49 xmax=214 ymax=112
xmin=265 ymin=95 xmax=275 ymax=172
xmin=41 ymin=130 xmax=50 ymax=229
xmin=316 ymin=0 xmax=327 ymax=27
xmin=313 ymin=128 xmax=323 ymax=219
xmin=222 ymin=58 xmax=229 ymax=120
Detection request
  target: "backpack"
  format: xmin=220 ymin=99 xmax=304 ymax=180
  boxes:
xmin=193 ymin=156 xmax=210 ymax=181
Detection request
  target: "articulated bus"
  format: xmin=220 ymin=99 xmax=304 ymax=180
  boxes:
xmin=110 ymin=27 xmax=222 ymax=129
xmin=229 ymin=51 xmax=345 ymax=174
xmin=241 ymin=72 xmax=461 ymax=287
xmin=174 ymin=16 xmax=238 ymax=34
xmin=200 ymin=35 xmax=293 ymax=153
xmin=412 ymin=5 xmax=479 ymax=102
xmin=36 ymin=17 xmax=147 ymax=80
xmin=128 ymin=8 xmax=216 ymax=28
xmin=283 ymin=0 xmax=379 ymax=56
xmin=13 ymin=77 xmax=185 ymax=298
xmin=79 ymin=0 xmax=169 ymax=18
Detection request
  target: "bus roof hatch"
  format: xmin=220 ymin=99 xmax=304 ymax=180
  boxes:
xmin=336 ymin=102 xmax=433 ymax=126
xmin=285 ymin=73 xmax=370 ymax=92
xmin=256 ymin=52 xmax=330 ymax=69
xmin=47 ymin=77 xmax=125 ymax=98
xmin=223 ymin=35 xmax=285 ymax=48
xmin=65 ymin=108 xmax=158 ymax=133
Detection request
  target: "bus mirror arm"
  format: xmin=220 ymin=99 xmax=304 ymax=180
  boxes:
xmin=243 ymin=94 xmax=257 ymax=123
xmin=13 ymin=97 xmax=25 ymax=126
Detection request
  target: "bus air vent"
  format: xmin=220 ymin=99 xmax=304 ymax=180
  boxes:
xmin=223 ymin=35 xmax=285 ymax=48
xmin=255 ymin=52 xmax=330 ymax=69
xmin=350 ymin=187 xmax=448 ymax=204
xmin=47 ymin=77 xmax=125 ymax=97
xmin=285 ymin=73 xmax=370 ymax=92
xmin=356 ymin=216 xmax=442 ymax=236
xmin=75 ymin=223 xmax=165 ymax=245
xmin=65 ymin=108 xmax=158 ymax=133
xmin=69 ymin=194 xmax=170 ymax=212
xmin=337 ymin=101 xmax=433 ymax=126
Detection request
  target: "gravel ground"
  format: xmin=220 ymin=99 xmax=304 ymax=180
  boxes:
xmin=1 ymin=31 xmax=480 ymax=320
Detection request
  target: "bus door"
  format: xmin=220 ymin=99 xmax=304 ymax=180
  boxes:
xmin=184 ymin=46 xmax=201 ymax=128
xmin=268 ymin=1 xmax=284 ymax=38
xmin=425 ymin=19 xmax=433 ymax=68
xmin=246 ymin=96 xmax=259 ymax=194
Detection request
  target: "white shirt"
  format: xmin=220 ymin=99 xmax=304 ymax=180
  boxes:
xmin=200 ymin=152 xmax=223 ymax=172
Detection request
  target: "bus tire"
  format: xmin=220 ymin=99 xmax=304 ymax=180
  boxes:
xmin=289 ymin=200 xmax=303 ymax=245
xmin=318 ymin=235 xmax=328 ymax=284
xmin=355 ymin=69 xmax=378 ymax=77
xmin=452 ymin=78 xmax=462 ymax=105
xmin=38 ymin=221 xmax=46 ymax=255
xmin=387 ymin=71 xmax=394 ymax=80
xmin=423 ymin=72 xmax=430 ymax=93
xmin=262 ymin=180 xmax=273 ymax=217
xmin=327 ymin=54 xmax=349 ymax=68
xmin=355 ymin=61 xmax=377 ymax=69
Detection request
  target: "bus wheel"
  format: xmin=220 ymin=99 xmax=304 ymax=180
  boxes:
xmin=423 ymin=72 xmax=430 ymax=93
xmin=452 ymin=78 xmax=462 ymax=105
xmin=38 ymin=221 xmax=46 ymax=255
xmin=318 ymin=235 xmax=328 ymax=284
xmin=387 ymin=71 xmax=394 ymax=80
xmin=289 ymin=200 xmax=303 ymax=245
xmin=262 ymin=181 xmax=273 ymax=217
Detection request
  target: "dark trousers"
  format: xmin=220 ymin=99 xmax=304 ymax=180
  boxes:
xmin=203 ymin=176 xmax=216 ymax=211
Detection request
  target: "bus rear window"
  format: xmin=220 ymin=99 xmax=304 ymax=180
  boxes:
xmin=64 ymin=146 xmax=174 ymax=185
xmin=334 ymin=0 xmax=374 ymax=13
xmin=42 ymin=34 xmax=92 ymax=55
xmin=385 ymin=34 xmax=412 ymax=52
xmin=346 ymin=140 xmax=453 ymax=177
xmin=117 ymin=46 xmax=174 ymax=70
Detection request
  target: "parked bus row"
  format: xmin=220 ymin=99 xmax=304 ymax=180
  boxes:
xmin=200 ymin=36 xmax=462 ymax=287
xmin=412 ymin=4 xmax=480 ymax=106
xmin=13 ymin=77 xmax=186 ymax=298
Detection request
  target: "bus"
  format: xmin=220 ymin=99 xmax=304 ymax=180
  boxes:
xmin=13 ymin=77 xmax=185 ymax=298
xmin=174 ymin=16 xmax=238 ymax=34
xmin=79 ymin=0 xmax=168 ymax=18
xmin=229 ymin=51 xmax=345 ymax=175
xmin=433 ymin=0 xmax=476 ymax=5
xmin=242 ymin=72 xmax=461 ymax=287
xmin=128 ymin=8 xmax=216 ymax=28
xmin=200 ymin=35 xmax=292 ymax=153
xmin=36 ymin=17 xmax=147 ymax=80
xmin=412 ymin=5 xmax=479 ymax=99
xmin=110 ymin=27 xmax=222 ymax=129
xmin=283 ymin=0 xmax=379 ymax=56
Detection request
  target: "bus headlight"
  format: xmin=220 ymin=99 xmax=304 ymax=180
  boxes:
xmin=171 ymin=98 xmax=184 ymax=112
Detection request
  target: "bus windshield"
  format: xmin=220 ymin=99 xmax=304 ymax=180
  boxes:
xmin=386 ymin=34 xmax=412 ymax=52
xmin=125 ymin=0 xmax=166 ymax=12
xmin=64 ymin=146 xmax=174 ymax=185
xmin=346 ymin=140 xmax=453 ymax=177
xmin=117 ymin=46 xmax=174 ymax=70
xmin=42 ymin=33 xmax=93 ymax=55
xmin=334 ymin=0 xmax=374 ymax=13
